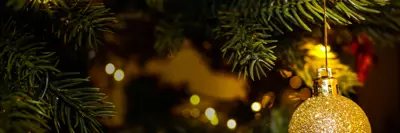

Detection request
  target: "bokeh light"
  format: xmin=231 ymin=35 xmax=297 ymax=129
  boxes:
xmin=105 ymin=63 xmax=115 ymax=75
xmin=251 ymin=102 xmax=261 ymax=112
xmin=227 ymin=119 xmax=237 ymax=130
xmin=113 ymin=69 xmax=124 ymax=81
xmin=190 ymin=94 xmax=200 ymax=105
xmin=205 ymin=107 xmax=216 ymax=120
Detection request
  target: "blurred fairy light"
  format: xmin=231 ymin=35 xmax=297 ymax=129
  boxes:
xmin=105 ymin=63 xmax=115 ymax=75
xmin=210 ymin=116 xmax=219 ymax=125
xmin=205 ymin=107 xmax=219 ymax=125
xmin=189 ymin=94 xmax=200 ymax=105
xmin=251 ymin=102 xmax=261 ymax=112
xmin=113 ymin=69 xmax=124 ymax=81
xmin=226 ymin=119 xmax=237 ymax=130
xmin=190 ymin=108 xmax=200 ymax=118
xmin=205 ymin=107 xmax=216 ymax=120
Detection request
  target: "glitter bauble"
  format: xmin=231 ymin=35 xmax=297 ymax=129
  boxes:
xmin=288 ymin=95 xmax=371 ymax=133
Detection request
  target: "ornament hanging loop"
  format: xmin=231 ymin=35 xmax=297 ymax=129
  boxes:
xmin=312 ymin=68 xmax=338 ymax=97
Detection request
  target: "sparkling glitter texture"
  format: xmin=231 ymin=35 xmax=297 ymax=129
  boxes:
xmin=289 ymin=68 xmax=370 ymax=133
xmin=288 ymin=96 xmax=371 ymax=133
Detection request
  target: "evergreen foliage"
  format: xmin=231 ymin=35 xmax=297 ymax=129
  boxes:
xmin=0 ymin=0 xmax=399 ymax=132
xmin=0 ymin=0 xmax=116 ymax=133
xmin=145 ymin=0 xmax=400 ymax=79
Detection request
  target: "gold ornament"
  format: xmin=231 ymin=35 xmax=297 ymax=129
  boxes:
xmin=289 ymin=68 xmax=371 ymax=133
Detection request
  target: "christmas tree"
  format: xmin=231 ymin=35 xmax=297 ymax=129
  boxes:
xmin=0 ymin=0 xmax=399 ymax=133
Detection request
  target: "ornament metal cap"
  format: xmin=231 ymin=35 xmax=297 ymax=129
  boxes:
xmin=312 ymin=68 xmax=338 ymax=97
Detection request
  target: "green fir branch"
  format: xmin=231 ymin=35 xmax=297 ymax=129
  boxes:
xmin=353 ymin=1 xmax=400 ymax=47
xmin=5 ymin=0 xmax=117 ymax=50
xmin=214 ymin=0 xmax=389 ymax=80
xmin=214 ymin=13 xmax=277 ymax=80
xmin=0 ymin=92 xmax=51 ymax=133
xmin=0 ymin=19 xmax=59 ymax=92
xmin=53 ymin=0 xmax=117 ymax=50
xmin=45 ymin=73 xmax=116 ymax=133
xmin=0 ymin=16 xmax=115 ymax=133
xmin=144 ymin=0 xmax=397 ymax=80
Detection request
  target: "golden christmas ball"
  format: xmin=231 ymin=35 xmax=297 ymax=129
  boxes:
xmin=289 ymin=68 xmax=371 ymax=133
xmin=289 ymin=95 xmax=371 ymax=133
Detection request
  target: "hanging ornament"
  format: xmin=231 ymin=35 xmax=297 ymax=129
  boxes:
xmin=288 ymin=68 xmax=371 ymax=133
xmin=290 ymin=1 xmax=370 ymax=131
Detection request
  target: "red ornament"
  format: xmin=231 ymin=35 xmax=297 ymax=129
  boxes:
xmin=347 ymin=34 xmax=376 ymax=84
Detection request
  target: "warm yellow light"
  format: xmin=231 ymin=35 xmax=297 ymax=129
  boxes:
xmin=190 ymin=108 xmax=200 ymax=118
xmin=210 ymin=116 xmax=219 ymax=126
xmin=113 ymin=69 xmax=124 ymax=81
xmin=309 ymin=44 xmax=336 ymax=58
xmin=105 ymin=63 xmax=115 ymax=75
xmin=226 ymin=119 xmax=237 ymax=130
xmin=205 ymin=107 xmax=216 ymax=120
xmin=317 ymin=44 xmax=330 ymax=52
xmin=190 ymin=94 xmax=200 ymax=105
xmin=251 ymin=102 xmax=261 ymax=112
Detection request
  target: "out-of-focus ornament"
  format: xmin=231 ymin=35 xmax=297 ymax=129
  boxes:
xmin=281 ymin=88 xmax=300 ymax=107
xmin=261 ymin=92 xmax=275 ymax=108
xmin=289 ymin=68 xmax=371 ymax=133
xmin=279 ymin=69 xmax=292 ymax=78
xmin=299 ymin=88 xmax=311 ymax=100
xmin=345 ymin=34 xmax=376 ymax=84
xmin=289 ymin=76 xmax=302 ymax=89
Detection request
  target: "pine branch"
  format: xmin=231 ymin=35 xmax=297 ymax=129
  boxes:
xmin=0 ymin=17 xmax=115 ymax=133
xmin=214 ymin=0 xmax=389 ymax=80
xmin=214 ymin=15 xmax=277 ymax=80
xmin=0 ymin=92 xmax=51 ymax=133
xmin=0 ymin=19 xmax=59 ymax=92
xmin=53 ymin=0 xmax=117 ymax=50
xmin=141 ymin=0 xmax=399 ymax=80
xmin=45 ymin=73 xmax=116 ymax=133
xmin=6 ymin=0 xmax=117 ymax=50
xmin=352 ymin=2 xmax=400 ymax=47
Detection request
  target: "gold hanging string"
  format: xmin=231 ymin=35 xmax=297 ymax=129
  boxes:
xmin=323 ymin=0 xmax=328 ymax=69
